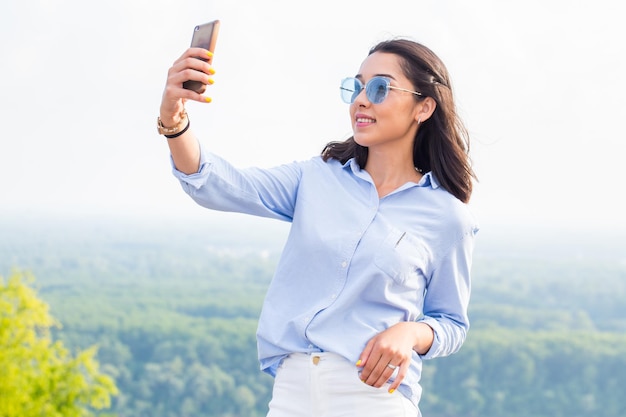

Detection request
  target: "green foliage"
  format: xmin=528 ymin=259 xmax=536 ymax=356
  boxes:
xmin=420 ymin=329 xmax=626 ymax=417
xmin=1 ymin=216 xmax=626 ymax=416
xmin=0 ymin=270 xmax=118 ymax=417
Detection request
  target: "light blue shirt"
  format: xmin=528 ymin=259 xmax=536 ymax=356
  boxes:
xmin=172 ymin=147 xmax=479 ymax=408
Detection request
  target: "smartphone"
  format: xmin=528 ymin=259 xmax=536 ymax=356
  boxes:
xmin=182 ymin=20 xmax=220 ymax=93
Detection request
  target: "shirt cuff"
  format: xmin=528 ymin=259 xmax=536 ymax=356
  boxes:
xmin=417 ymin=316 xmax=444 ymax=360
xmin=170 ymin=148 xmax=212 ymax=190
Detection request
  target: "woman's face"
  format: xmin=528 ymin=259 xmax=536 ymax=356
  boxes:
xmin=350 ymin=52 xmax=423 ymax=152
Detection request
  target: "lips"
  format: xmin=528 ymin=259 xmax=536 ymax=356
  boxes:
xmin=355 ymin=113 xmax=376 ymax=125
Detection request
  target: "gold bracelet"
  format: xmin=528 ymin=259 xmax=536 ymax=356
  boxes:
xmin=157 ymin=110 xmax=188 ymax=136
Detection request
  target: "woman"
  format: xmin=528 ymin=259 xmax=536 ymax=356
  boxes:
xmin=158 ymin=38 xmax=478 ymax=417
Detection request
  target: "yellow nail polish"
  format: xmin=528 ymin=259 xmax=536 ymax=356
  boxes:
xmin=205 ymin=97 xmax=212 ymax=103
xmin=388 ymin=389 xmax=395 ymax=394
xmin=208 ymin=68 xmax=216 ymax=75
xmin=207 ymin=78 xmax=215 ymax=85
xmin=356 ymin=360 xmax=362 ymax=366
xmin=207 ymin=51 xmax=214 ymax=57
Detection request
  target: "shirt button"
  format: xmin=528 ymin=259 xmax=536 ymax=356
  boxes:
xmin=312 ymin=356 xmax=321 ymax=365
xmin=341 ymin=261 xmax=347 ymax=268
xmin=331 ymin=294 xmax=336 ymax=299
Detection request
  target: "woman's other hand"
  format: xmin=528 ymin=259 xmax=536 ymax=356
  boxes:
xmin=357 ymin=322 xmax=434 ymax=393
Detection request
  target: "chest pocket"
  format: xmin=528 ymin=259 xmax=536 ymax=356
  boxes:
xmin=373 ymin=229 xmax=430 ymax=289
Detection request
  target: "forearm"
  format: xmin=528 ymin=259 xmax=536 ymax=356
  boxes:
xmin=159 ymin=109 xmax=201 ymax=175
xmin=167 ymin=128 xmax=201 ymax=175
xmin=158 ymin=47 xmax=217 ymax=175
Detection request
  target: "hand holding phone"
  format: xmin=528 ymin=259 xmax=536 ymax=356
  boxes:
xmin=183 ymin=20 xmax=220 ymax=93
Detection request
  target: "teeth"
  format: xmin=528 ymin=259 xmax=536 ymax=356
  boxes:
xmin=356 ymin=117 xmax=375 ymax=123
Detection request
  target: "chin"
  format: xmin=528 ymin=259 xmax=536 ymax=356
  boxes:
xmin=353 ymin=133 xmax=373 ymax=148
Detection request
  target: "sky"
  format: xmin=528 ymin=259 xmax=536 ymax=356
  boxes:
xmin=1 ymin=0 xmax=625 ymax=236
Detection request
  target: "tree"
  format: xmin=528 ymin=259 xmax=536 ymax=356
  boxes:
xmin=0 ymin=270 xmax=118 ymax=417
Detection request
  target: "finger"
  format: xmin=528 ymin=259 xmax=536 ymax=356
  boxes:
xmin=173 ymin=47 xmax=214 ymax=65
xmin=358 ymin=339 xmax=382 ymax=383
xmin=188 ymin=47 xmax=215 ymax=64
xmin=177 ymin=55 xmax=215 ymax=76
xmin=387 ymin=363 xmax=407 ymax=394
xmin=166 ymin=49 xmax=215 ymax=91
xmin=359 ymin=356 xmax=381 ymax=385
xmin=357 ymin=339 xmax=375 ymax=368
xmin=168 ymin=57 xmax=215 ymax=87
xmin=162 ymin=66 xmax=215 ymax=109
xmin=372 ymin=359 xmax=398 ymax=388
xmin=180 ymin=67 xmax=216 ymax=88
xmin=362 ymin=354 xmax=392 ymax=388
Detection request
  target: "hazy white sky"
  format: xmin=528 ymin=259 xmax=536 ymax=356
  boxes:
xmin=1 ymin=0 xmax=624 ymax=233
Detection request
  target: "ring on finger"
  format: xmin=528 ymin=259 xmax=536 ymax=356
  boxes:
xmin=386 ymin=363 xmax=397 ymax=370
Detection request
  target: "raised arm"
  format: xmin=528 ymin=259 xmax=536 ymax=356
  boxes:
xmin=158 ymin=48 xmax=216 ymax=174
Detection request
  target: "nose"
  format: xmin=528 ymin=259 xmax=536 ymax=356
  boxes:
xmin=353 ymin=88 xmax=370 ymax=107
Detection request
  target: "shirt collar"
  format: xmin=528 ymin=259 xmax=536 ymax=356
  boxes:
xmin=418 ymin=171 xmax=440 ymax=189
xmin=344 ymin=158 xmax=440 ymax=189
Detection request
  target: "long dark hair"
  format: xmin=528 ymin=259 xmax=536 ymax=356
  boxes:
xmin=322 ymin=39 xmax=476 ymax=203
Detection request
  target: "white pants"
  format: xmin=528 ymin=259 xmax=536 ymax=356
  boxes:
xmin=266 ymin=352 xmax=419 ymax=417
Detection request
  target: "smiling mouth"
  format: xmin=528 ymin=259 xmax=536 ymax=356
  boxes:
xmin=356 ymin=117 xmax=376 ymax=123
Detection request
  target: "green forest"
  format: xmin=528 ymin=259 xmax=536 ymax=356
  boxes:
xmin=1 ymin=214 xmax=625 ymax=417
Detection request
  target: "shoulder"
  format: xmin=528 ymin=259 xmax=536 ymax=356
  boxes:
xmin=422 ymin=177 xmax=479 ymax=240
xmin=296 ymin=155 xmax=351 ymax=174
xmin=447 ymin=196 xmax=479 ymax=237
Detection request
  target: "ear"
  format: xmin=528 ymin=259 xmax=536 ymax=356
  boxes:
xmin=415 ymin=96 xmax=437 ymax=123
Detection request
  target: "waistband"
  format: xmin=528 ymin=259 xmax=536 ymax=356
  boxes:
xmin=287 ymin=351 xmax=351 ymax=365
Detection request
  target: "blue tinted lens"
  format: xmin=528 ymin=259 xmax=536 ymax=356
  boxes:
xmin=340 ymin=78 xmax=363 ymax=104
xmin=366 ymin=77 xmax=390 ymax=104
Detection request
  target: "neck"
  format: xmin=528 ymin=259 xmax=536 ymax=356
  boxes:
xmin=365 ymin=151 xmax=422 ymax=198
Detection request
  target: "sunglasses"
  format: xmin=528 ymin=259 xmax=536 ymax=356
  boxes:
xmin=340 ymin=76 xmax=423 ymax=104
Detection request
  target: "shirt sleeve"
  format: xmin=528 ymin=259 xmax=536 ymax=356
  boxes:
xmin=419 ymin=225 xmax=478 ymax=359
xmin=171 ymin=146 xmax=302 ymax=222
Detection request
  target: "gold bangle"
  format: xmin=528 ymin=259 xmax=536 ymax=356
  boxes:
xmin=157 ymin=110 xmax=188 ymax=136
